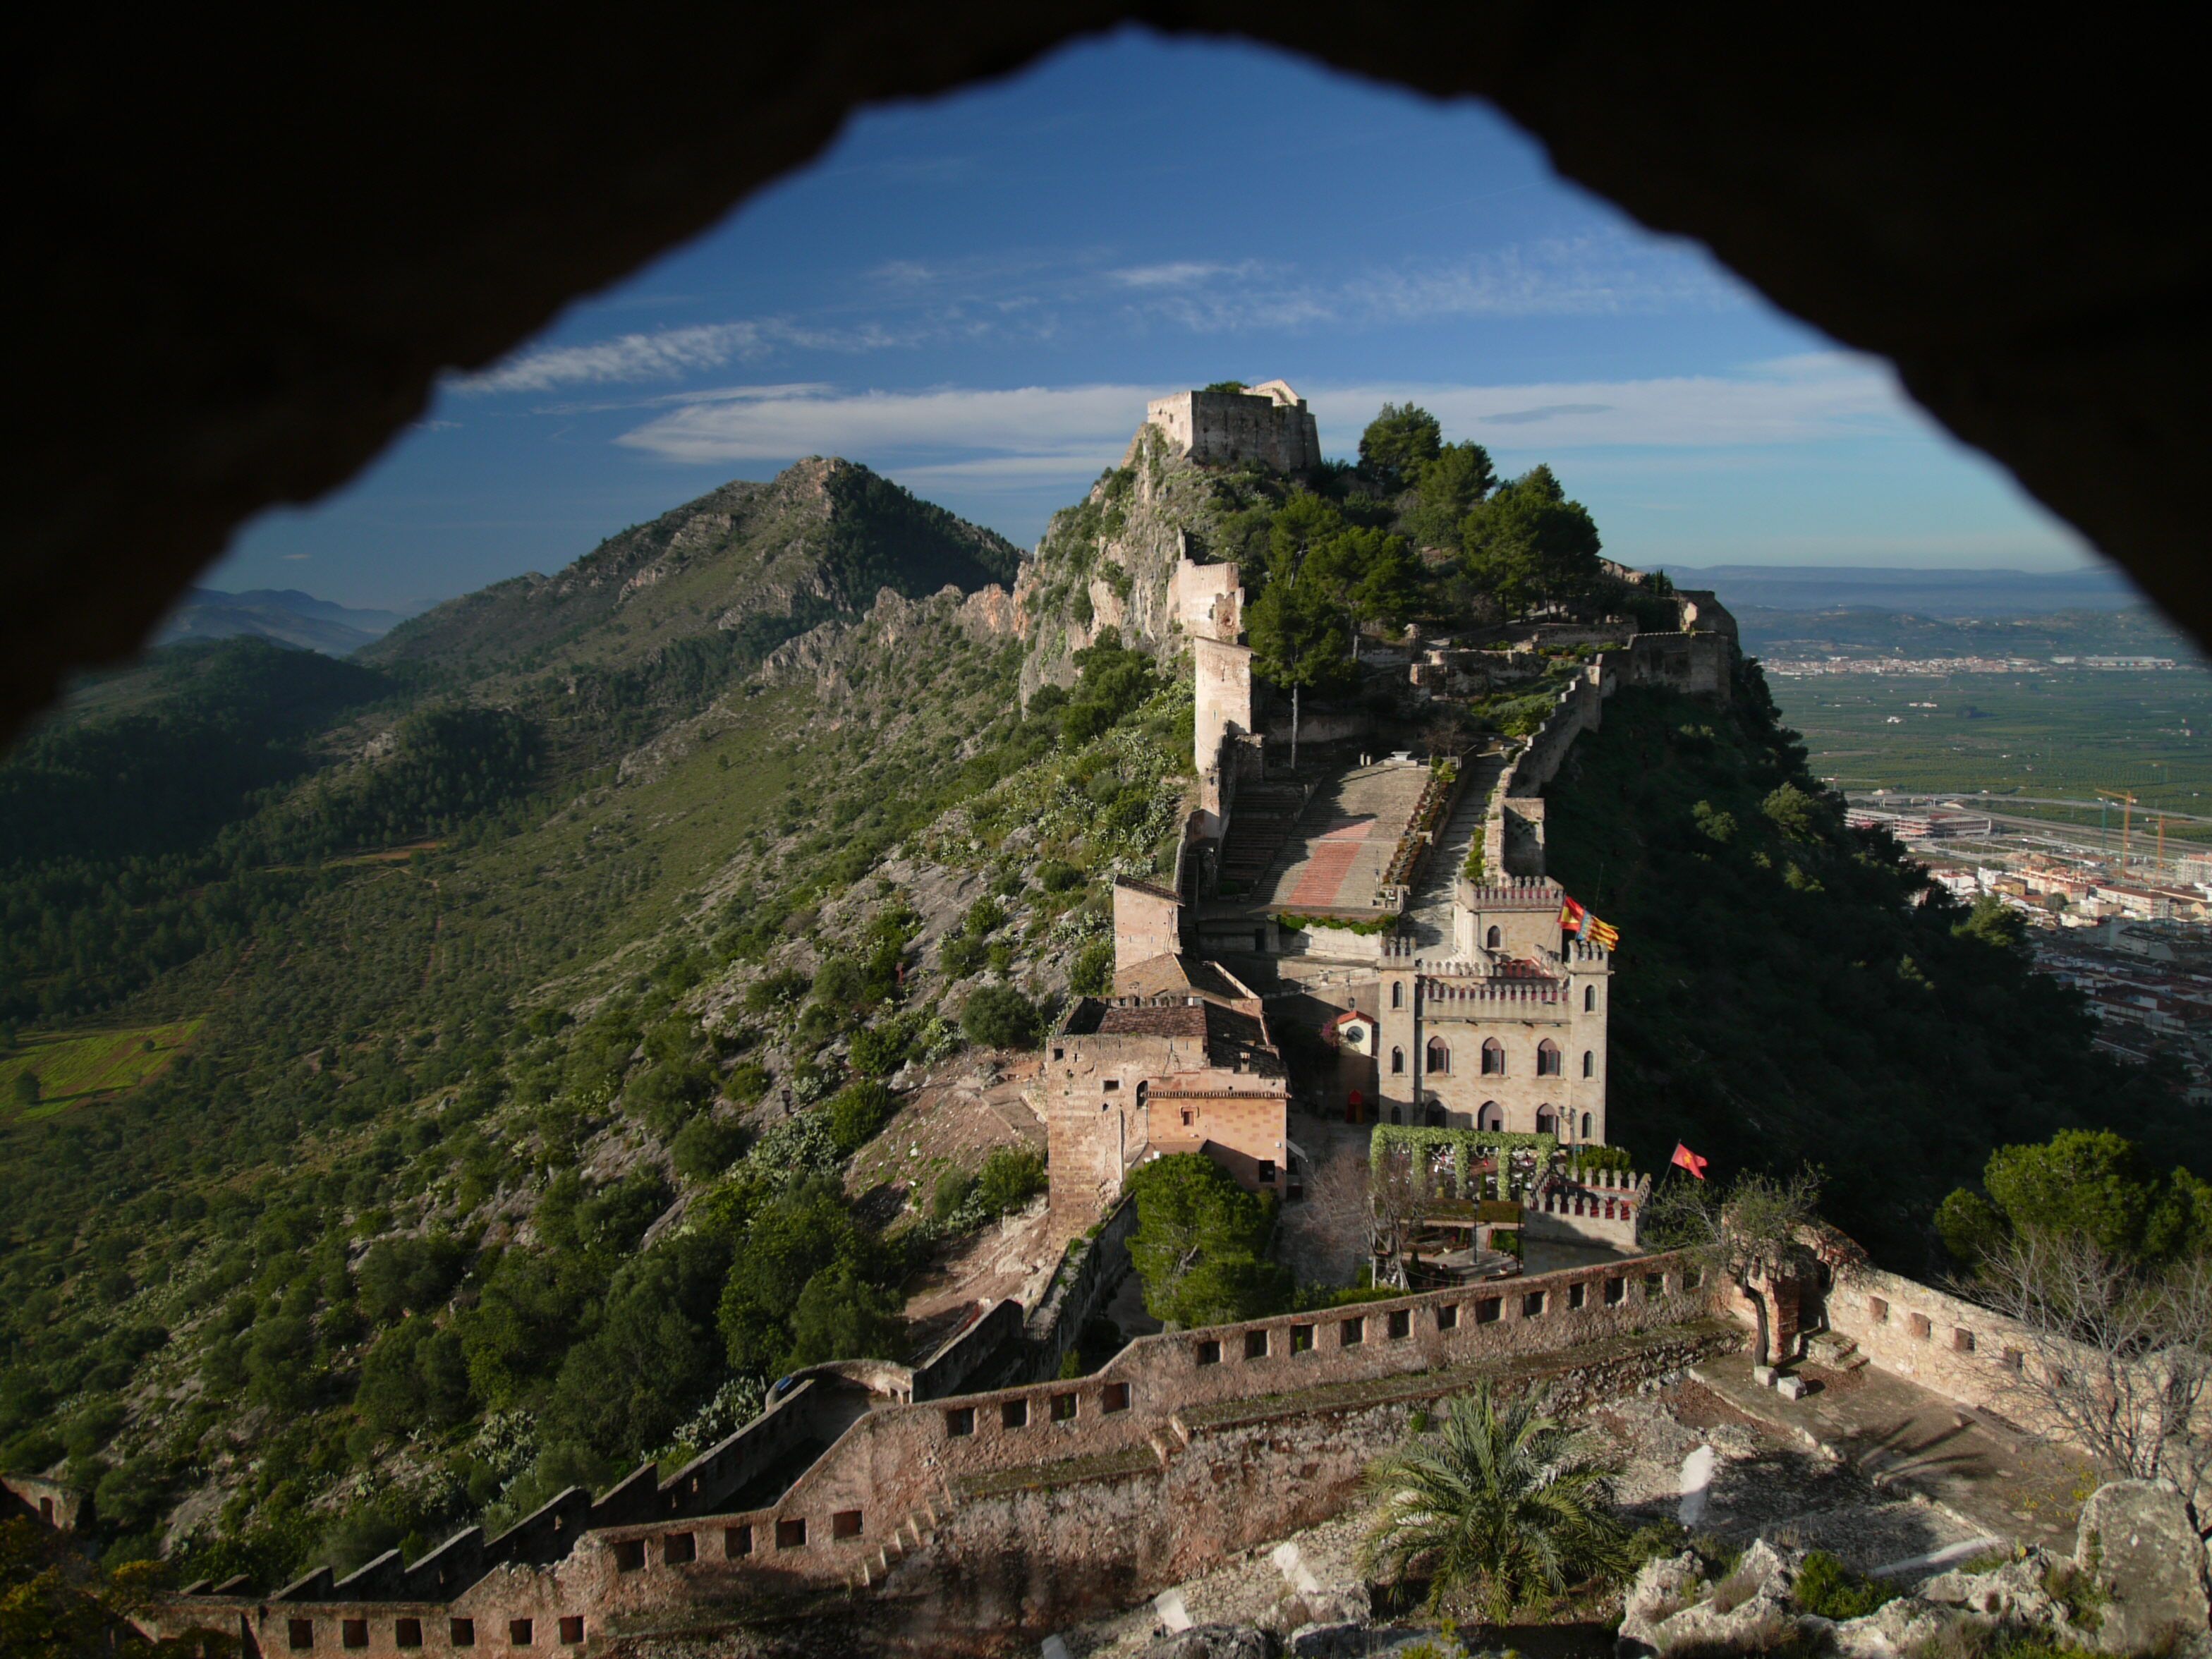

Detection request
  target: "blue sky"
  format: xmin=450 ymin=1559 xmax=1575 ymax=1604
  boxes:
xmin=212 ymin=29 xmax=2098 ymax=611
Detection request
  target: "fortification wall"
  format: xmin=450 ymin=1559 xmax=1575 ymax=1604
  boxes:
xmin=1169 ymin=555 xmax=1241 ymax=643
xmin=1111 ymin=877 xmax=1182 ymax=973
xmin=1193 ymin=635 xmax=1254 ymax=782
xmin=1615 ymin=631 xmax=1733 ymax=700
xmin=1821 ymin=1265 xmax=2064 ymax=1437
xmin=1021 ymin=1196 xmax=1139 ymax=1381
xmin=150 ymin=1254 xmax=1730 ymax=1655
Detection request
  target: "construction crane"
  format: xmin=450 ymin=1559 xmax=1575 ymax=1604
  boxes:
xmin=2096 ymin=788 xmax=2139 ymax=864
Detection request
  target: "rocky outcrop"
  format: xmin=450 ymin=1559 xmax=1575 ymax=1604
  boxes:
xmin=2074 ymin=1481 xmax=2210 ymax=1656
xmin=1617 ymin=1522 xmax=2212 ymax=1659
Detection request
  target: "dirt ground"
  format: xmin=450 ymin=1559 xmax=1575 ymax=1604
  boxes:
xmin=845 ymin=1055 xmax=1057 ymax=1359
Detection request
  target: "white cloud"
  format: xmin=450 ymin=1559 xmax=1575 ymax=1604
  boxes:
xmin=1107 ymin=260 xmax=1261 ymax=289
xmin=611 ymin=360 xmax=1918 ymax=499
xmin=616 ymin=383 xmax=1154 ymax=469
xmin=457 ymin=323 xmax=772 ymax=394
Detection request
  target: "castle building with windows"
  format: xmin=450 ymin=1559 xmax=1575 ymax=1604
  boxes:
xmin=1371 ymin=879 xmax=1611 ymax=1141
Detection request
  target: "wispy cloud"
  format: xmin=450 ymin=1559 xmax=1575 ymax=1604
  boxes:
xmin=1308 ymin=356 xmax=1915 ymax=451
xmin=613 ymin=358 xmax=1916 ymax=487
xmin=457 ymin=323 xmax=773 ymax=394
xmin=616 ymin=383 xmax=1151 ymax=472
xmin=1107 ymin=260 xmax=1262 ymax=289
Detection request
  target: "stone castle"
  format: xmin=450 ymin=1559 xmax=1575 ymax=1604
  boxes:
xmin=88 ymin=384 xmax=2121 ymax=1659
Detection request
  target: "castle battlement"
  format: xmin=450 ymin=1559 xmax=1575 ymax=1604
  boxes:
xmin=1460 ymin=877 xmax=1564 ymax=910
xmin=1418 ymin=976 xmax=1566 ymax=1008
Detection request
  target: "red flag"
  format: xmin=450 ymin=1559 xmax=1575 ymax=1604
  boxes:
xmin=1558 ymin=895 xmax=1589 ymax=937
xmin=1670 ymin=1143 xmax=1709 ymax=1181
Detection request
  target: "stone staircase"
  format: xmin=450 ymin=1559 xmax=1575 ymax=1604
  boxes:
xmin=1405 ymin=753 xmax=1504 ymax=949
xmin=1806 ymin=1330 xmax=1868 ymax=1371
xmin=1215 ymin=780 xmax=1311 ymax=895
xmin=848 ymin=1482 xmax=957 ymax=1592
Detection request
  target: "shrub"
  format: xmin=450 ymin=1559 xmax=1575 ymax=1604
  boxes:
xmin=670 ymin=1114 xmax=746 ymax=1182
xmin=725 ymin=1062 xmax=771 ymax=1105
xmin=1794 ymin=1550 xmax=1895 ymax=1621
xmin=1037 ymin=859 xmax=1084 ymax=894
xmin=975 ymin=1146 xmax=1047 ymax=1216
xmin=743 ymin=969 xmax=810 ymax=1014
xmin=848 ymin=1020 xmax=910 ymax=1079
xmin=826 ymin=1081 xmax=898 ymax=1155
xmin=1068 ymin=940 xmax=1114 ymax=996
xmin=961 ymin=985 xmax=1039 ymax=1051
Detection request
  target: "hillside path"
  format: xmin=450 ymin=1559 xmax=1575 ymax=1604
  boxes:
xmin=1404 ymin=750 xmax=1507 ymax=951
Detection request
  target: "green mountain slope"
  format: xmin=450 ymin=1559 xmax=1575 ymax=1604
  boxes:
xmin=1543 ymin=668 xmax=2191 ymax=1268
xmin=368 ymin=458 xmax=1020 ymax=688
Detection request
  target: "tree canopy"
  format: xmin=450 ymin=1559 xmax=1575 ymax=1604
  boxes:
xmin=1125 ymin=1153 xmax=1290 ymax=1326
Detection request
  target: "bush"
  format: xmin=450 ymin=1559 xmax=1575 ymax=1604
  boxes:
xmin=725 ymin=1061 xmax=772 ymax=1104
xmin=670 ymin=1114 xmax=746 ymax=1182
xmin=961 ymin=985 xmax=1039 ymax=1051
xmin=1068 ymin=940 xmax=1113 ymax=996
xmin=848 ymin=1020 xmax=909 ymax=1079
xmin=975 ymin=1146 xmax=1047 ymax=1216
xmin=826 ymin=1081 xmax=898 ymax=1155
xmin=1037 ymin=859 xmax=1084 ymax=894
xmin=743 ymin=969 xmax=810 ymax=1014
xmin=1793 ymin=1550 xmax=1895 ymax=1621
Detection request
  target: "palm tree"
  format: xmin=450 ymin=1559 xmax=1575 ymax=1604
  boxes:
xmin=1357 ymin=1383 xmax=1631 ymax=1624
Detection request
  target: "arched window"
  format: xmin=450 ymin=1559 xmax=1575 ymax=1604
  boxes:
xmin=1485 ymin=925 xmax=1502 ymax=950
xmin=1581 ymin=1050 xmax=1595 ymax=1078
xmin=1390 ymin=980 xmax=1404 ymax=1009
xmin=1390 ymin=1046 xmax=1405 ymax=1076
xmin=1426 ymin=1038 xmax=1450 ymax=1074
xmin=1478 ymin=1102 xmax=1503 ymax=1131
xmin=1481 ymin=1038 xmax=1505 ymax=1076
xmin=1537 ymin=1040 xmax=1562 ymax=1077
xmin=1584 ymin=985 xmax=1597 ymax=1011
xmin=1535 ymin=1107 xmax=1556 ymax=1136
xmin=1581 ymin=1110 xmax=1593 ymax=1139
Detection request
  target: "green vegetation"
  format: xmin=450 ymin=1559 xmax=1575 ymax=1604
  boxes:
xmin=0 ymin=1023 xmax=200 ymax=1119
xmin=1545 ymin=675 xmax=2193 ymax=1268
xmin=0 ymin=460 xmax=1180 ymax=1580
xmin=1357 ymin=1383 xmax=1630 ymax=1622
xmin=1936 ymin=1128 xmax=2212 ymax=1270
xmin=1771 ymin=666 xmax=2212 ymax=844
xmin=1125 ymin=1153 xmax=1290 ymax=1325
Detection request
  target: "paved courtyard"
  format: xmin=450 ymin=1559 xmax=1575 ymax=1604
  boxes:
xmin=1251 ymin=761 xmax=1431 ymax=915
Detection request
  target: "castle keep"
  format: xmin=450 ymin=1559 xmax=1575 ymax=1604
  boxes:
xmin=1138 ymin=378 xmax=1323 ymax=473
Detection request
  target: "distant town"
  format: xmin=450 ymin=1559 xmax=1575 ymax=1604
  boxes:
xmin=1765 ymin=652 xmax=2184 ymax=676
xmin=1854 ymin=791 xmax=2212 ymax=1098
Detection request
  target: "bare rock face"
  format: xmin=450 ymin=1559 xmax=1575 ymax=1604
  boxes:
xmin=1819 ymin=1596 xmax=1955 ymax=1659
xmin=2077 ymin=1481 xmax=2211 ymax=1656
xmin=1620 ymin=1540 xmax=1811 ymax=1658
xmin=1920 ymin=1550 xmax=2071 ymax=1630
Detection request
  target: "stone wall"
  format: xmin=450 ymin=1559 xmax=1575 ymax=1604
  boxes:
xmin=1193 ymin=635 xmax=1255 ymax=789
xmin=1821 ymin=1264 xmax=2062 ymax=1435
xmin=1021 ymin=1196 xmax=1139 ymax=1381
xmin=1168 ymin=554 xmax=1242 ymax=644
xmin=1111 ymin=877 xmax=1182 ymax=973
xmin=1614 ymin=631 xmax=1733 ymax=700
xmin=148 ymin=1254 xmax=1734 ymax=1656
xmin=1 ymin=1472 xmax=85 ymax=1530
xmin=1144 ymin=384 xmax=1322 ymax=474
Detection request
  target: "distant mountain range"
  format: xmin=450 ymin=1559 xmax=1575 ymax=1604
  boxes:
xmin=157 ymin=588 xmax=420 ymax=656
xmin=1660 ymin=564 xmax=2141 ymax=616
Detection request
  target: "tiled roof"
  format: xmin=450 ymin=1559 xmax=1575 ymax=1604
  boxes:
xmin=1097 ymin=1002 xmax=1208 ymax=1039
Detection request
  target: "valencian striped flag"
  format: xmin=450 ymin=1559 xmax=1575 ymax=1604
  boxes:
xmin=1557 ymin=894 xmax=1622 ymax=952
